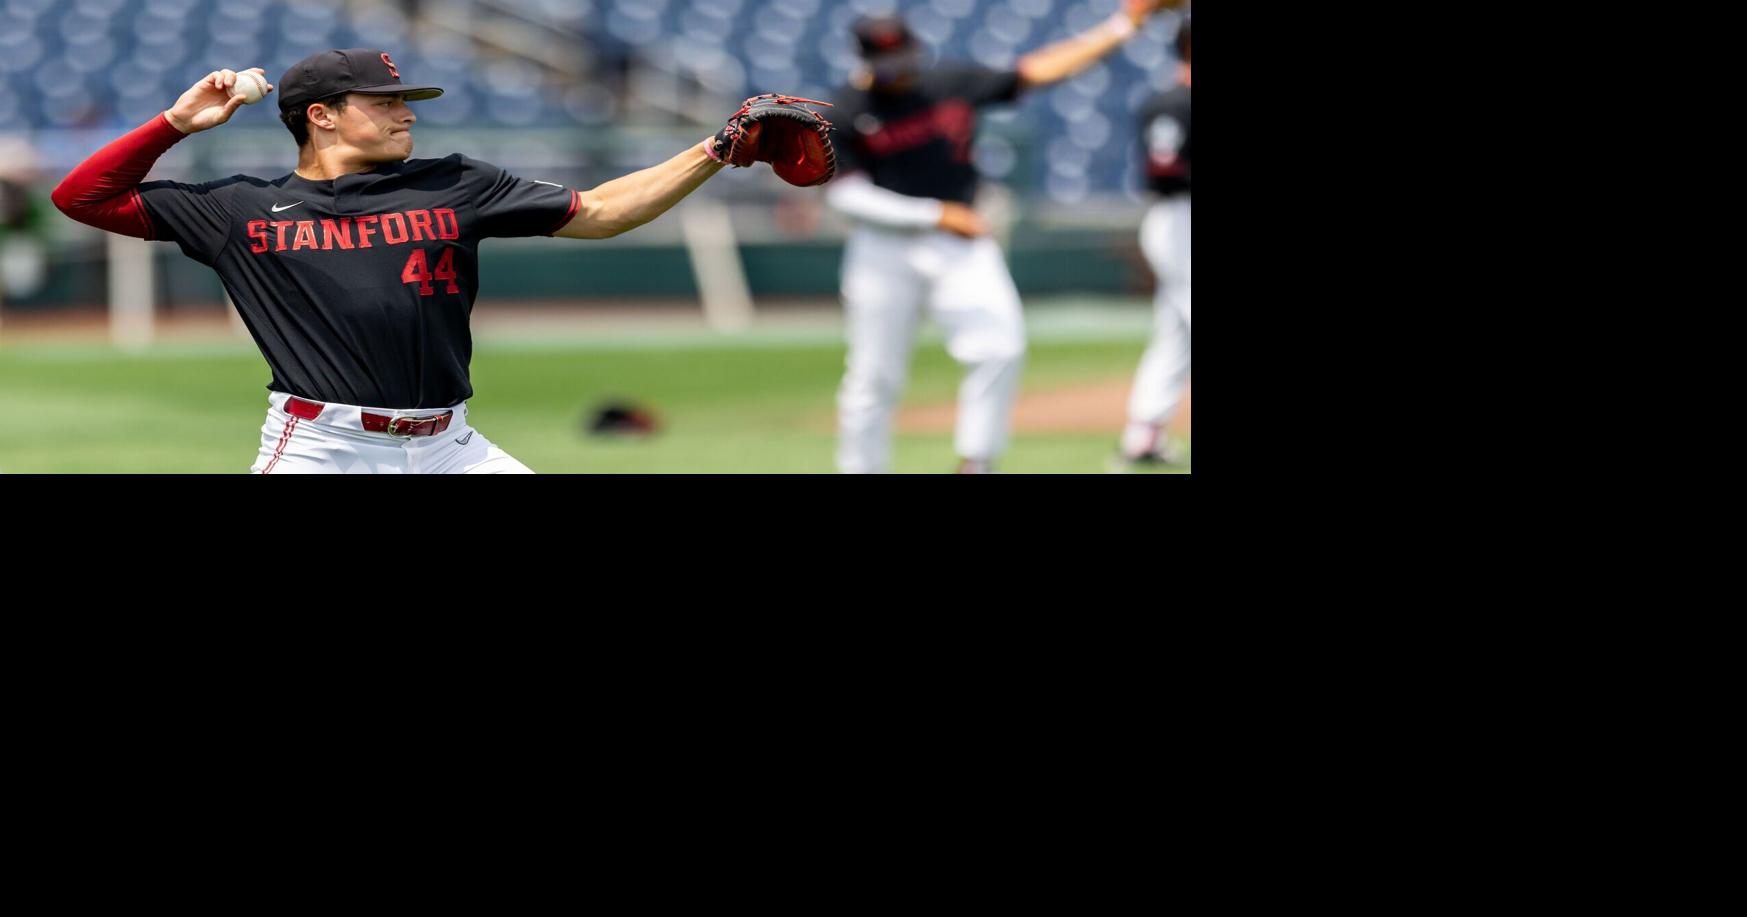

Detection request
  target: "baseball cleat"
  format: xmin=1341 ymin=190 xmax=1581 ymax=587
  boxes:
xmin=1106 ymin=440 xmax=1190 ymax=473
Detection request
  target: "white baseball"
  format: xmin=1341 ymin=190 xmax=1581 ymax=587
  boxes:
xmin=230 ymin=70 xmax=268 ymax=105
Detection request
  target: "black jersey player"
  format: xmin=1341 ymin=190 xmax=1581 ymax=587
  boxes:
xmin=824 ymin=2 xmax=1180 ymax=474
xmin=52 ymin=48 xmax=785 ymax=473
xmin=1113 ymin=15 xmax=1191 ymax=471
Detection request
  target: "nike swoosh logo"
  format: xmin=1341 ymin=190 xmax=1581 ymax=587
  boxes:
xmin=271 ymin=201 xmax=304 ymax=213
xmin=455 ymin=431 xmax=474 ymax=446
xmin=532 ymin=180 xmax=563 ymax=188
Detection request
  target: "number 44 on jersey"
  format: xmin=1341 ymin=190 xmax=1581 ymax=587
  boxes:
xmin=402 ymin=248 xmax=459 ymax=296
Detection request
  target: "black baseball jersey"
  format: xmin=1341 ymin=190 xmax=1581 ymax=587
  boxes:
xmin=1140 ymin=84 xmax=1191 ymax=197
xmin=138 ymin=154 xmax=580 ymax=409
xmin=832 ymin=65 xmax=1023 ymax=204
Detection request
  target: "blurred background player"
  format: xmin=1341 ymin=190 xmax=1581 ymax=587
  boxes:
xmin=827 ymin=0 xmax=1181 ymax=474
xmin=1113 ymin=12 xmax=1191 ymax=471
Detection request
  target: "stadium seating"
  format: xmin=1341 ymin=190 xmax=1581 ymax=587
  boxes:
xmin=0 ymin=0 xmax=1186 ymax=200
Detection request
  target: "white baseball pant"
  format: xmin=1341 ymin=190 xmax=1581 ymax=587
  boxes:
xmin=1126 ymin=196 xmax=1192 ymax=433
xmin=249 ymin=391 xmax=533 ymax=474
xmin=836 ymin=225 xmax=1026 ymax=474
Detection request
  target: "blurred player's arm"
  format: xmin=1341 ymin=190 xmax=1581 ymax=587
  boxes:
xmin=555 ymin=141 xmax=726 ymax=240
xmin=825 ymin=174 xmax=987 ymax=237
xmin=1015 ymin=0 xmax=1179 ymax=90
xmin=51 ymin=69 xmax=267 ymax=236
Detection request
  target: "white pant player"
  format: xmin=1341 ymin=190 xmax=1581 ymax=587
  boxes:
xmin=828 ymin=176 xmax=1026 ymax=474
xmin=250 ymin=391 xmax=532 ymax=474
xmin=1122 ymin=196 xmax=1191 ymax=458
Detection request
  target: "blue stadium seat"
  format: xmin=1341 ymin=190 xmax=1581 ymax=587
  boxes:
xmin=0 ymin=0 xmax=1184 ymax=194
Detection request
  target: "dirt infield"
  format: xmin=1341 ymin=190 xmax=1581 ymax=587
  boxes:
xmin=898 ymin=377 xmax=1191 ymax=436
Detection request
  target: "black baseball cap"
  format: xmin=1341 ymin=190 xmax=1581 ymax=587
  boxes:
xmin=853 ymin=16 xmax=917 ymax=57
xmin=277 ymin=48 xmax=444 ymax=113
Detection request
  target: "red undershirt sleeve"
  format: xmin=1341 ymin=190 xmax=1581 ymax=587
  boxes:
xmin=50 ymin=112 xmax=187 ymax=239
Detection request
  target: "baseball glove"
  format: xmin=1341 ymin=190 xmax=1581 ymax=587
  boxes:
xmin=706 ymin=94 xmax=838 ymax=187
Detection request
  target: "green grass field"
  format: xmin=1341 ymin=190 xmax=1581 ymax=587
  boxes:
xmin=0 ymin=300 xmax=1188 ymax=474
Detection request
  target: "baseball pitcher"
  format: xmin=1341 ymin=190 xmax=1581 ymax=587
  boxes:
xmin=51 ymin=48 xmax=833 ymax=473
